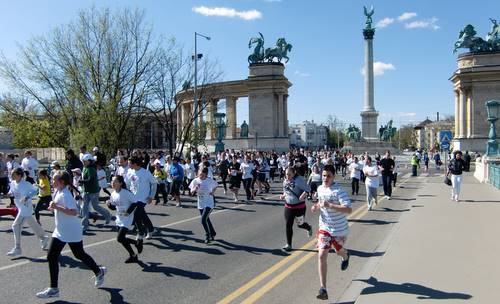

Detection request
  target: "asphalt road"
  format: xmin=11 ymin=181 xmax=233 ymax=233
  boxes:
xmin=0 ymin=168 xmax=436 ymax=304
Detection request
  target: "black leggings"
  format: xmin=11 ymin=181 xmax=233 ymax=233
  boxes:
xmin=243 ymin=178 xmax=253 ymax=200
xmin=134 ymin=203 xmax=154 ymax=236
xmin=155 ymin=183 xmax=168 ymax=203
xmin=199 ymin=207 xmax=216 ymax=238
xmin=220 ymin=174 xmax=228 ymax=192
xmin=351 ymin=178 xmax=359 ymax=195
xmin=35 ymin=196 xmax=52 ymax=221
xmin=284 ymin=206 xmax=311 ymax=246
xmin=47 ymin=237 xmax=100 ymax=288
xmin=0 ymin=177 xmax=8 ymax=195
xmin=117 ymin=227 xmax=137 ymax=256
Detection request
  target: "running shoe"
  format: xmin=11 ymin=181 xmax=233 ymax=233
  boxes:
xmin=136 ymin=234 xmax=144 ymax=241
xmin=36 ymin=287 xmax=59 ymax=299
xmin=316 ymin=287 xmax=328 ymax=300
xmin=205 ymin=238 xmax=211 ymax=244
xmin=146 ymin=229 xmax=157 ymax=239
xmin=40 ymin=236 xmax=49 ymax=250
xmin=124 ymin=255 xmax=139 ymax=264
xmin=282 ymin=244 xmax=292 ymax=252
xmin=136 ymin=239 xmax=143 ymax=254
xmin=94 ymin=266 xmax=107 ymax=287
xmin=210 ymin=232 xmax=217 ymax=241
xmin=341 ymin=253 xmax=350 ymax=271
xmin=6 ymin=247 xmax=21 ymax=256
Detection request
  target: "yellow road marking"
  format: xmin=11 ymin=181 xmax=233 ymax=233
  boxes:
xmin=219 ymin=178 xmax=412 ymax=304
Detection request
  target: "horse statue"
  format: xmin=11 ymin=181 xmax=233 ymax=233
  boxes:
xmin=379 ymin=120 xmax=397 ymax=142
xmin=346 ymin=124 xmax=362 ymax=142
xmin=454 ymin=24 xmax=491 ymax=53
xmin=181 ymin=80 xmax=191 ymax=91
xmin=248 ymin=32 xmax=265 ymax=64
xmin=264 ymin=38 xmax=293 ymax=63
xmin=486 ymin=18 xmax=500 ymax=51
xmin=363 ymin=6 xmax=375 ymax=29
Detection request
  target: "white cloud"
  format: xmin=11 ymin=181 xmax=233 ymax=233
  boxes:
xmin=192 ymin=6 xmax=262 ymax=21
xmin=397 ymin=12 xmax=417 ymax=22
xmin=294 ymin=70 xmax=311 ymax=77
xmin=361 ymin=61 xmax=396 ymax=76
xmin=405 ymin=17 xmax=440 ymax=30
xmin=376 ymin=17 xmax=394 ymax=29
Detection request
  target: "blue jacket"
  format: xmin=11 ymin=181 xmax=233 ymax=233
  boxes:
xmin=169 ymin=163 xmax=184 ymax=181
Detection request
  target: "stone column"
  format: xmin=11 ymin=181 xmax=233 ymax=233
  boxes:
xmin=277 ymin=94 xmax=284 ymax=137
xmin=363 ymin=30 xmax=375 ymax=112
xmin=205 ymin=99 xmax=218 ymax=140
xmin=467 ymin=89 xmax=475 ymax=137
xmin=226 ymin=96 xmax=237 ymax=139
xmin=454 ymin=90 xmax=460 ymax=137
xmin=182 ymin=102 xmax=191 ymax=137
xmin=459 ymin=88 xmax=467 ymax=138
xmin=283 ymin=94 xmax=289 ymax=136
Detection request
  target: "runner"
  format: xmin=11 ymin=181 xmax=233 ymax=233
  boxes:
xmin=21 ymin=150 xmax=38 ymax=184
xmin=363 ymin=156 xmax=379 ymax=211
xmin=379 ymin=150 xmax=395 ymax=200
xmin=189 ymin=167 xmax=219 ymax=244
xmin=447 ymin=150 xmax=466 ymax=202
xmin=240 ymin=154 xmax=255 ymax=202
xmin=6 ymin=168 xmax=49 ymax=256
xmin=106 ymin=175 xmax=143 ymax=263
xmin=217 ymin=152 xmax=230 ymax=195
xmin=348 ymin=156 xmax=362 ymax=195
xmin=153 ymin=161 xmax=168 ymax=205
xmin=280 ymin=166 xmax=313 ymax=252
xmin=183 ymin=158 xmax=196 ymax=196
xmin=228 ymin=156 xmax=242 ymax=202
xmin=311 ymin=164 xmax=352 ymax=300
xmin=34 ymin=169 xmax=52 ymax=226
xmin=169 ymin=157 xmax=184 ymax=207
xmin=36 ymin=171 xmax=106 ymax=299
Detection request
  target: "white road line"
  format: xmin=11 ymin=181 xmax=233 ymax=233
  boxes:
xmin=0 ymin=203 xmax=246 ymax=272
xmin=401 ymin=173 xmax=412 ymax=179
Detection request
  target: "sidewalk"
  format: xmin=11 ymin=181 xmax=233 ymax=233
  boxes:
xmin=339 ymin=172 xmax=500 ymax=304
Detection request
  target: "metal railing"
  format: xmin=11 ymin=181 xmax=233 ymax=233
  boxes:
xmin=489 ymin=163 xmax=500 ymax=189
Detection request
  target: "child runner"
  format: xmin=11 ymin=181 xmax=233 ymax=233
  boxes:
xmin=35 ymin=169 xmax=52 ymax=226
xmin=107 ymin=175 xmax=143 ymax=263
xmin=153 ymin=161 xmax=168 ymax=205
xmin=312 ymin=164 xmax=352 ymax=300
xmin=280 ymin=166 xmax=313 ymax=252
xmin=183 ymin=158 xmax=196 ymax=196
xmin=36 ymin=171 xmax=107 ymax=299
xmin=189 ymin=167 xmax=218 ymax=244
xmin=96 ymin=163 xmax=111 ymax=198
xmin=6 ymin=168 xmax=49 ymax=256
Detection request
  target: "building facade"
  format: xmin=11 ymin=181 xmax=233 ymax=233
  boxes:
xmin=414 ymin=118 xmax=454 ymax=151
xmin=289 ymin=120 xmax=327 ymax=149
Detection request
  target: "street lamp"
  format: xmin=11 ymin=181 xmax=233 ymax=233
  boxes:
xmin=485 ymin=100 xmax=500 ymax=156
xmin=193 ymin=32 xmax=211 ymax=131
xmin=214 ymin=112 xmax=226 ymax=152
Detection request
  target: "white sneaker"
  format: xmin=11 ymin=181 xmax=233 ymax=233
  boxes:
xmin=136 ymin=234 xmax=144 ymax=241
xmin=94 ymin=266 xmax=107 ymax=287
xmin=6 ymin=247 xmax=21 ymax=256
xmin=387 ymin=196 xmax=391 ymax=200
xmin=40 ymin=236 xmax=49 ymax=250
xmin=223 ymin=190 xmax=227 ymax=195
xmin=36 ymin=287 xmax=59 ymax=298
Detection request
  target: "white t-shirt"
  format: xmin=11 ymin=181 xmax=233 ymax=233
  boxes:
xmin=317 ymin=183 xmax=351 ymax=237
xmin=184 ymin=163 xmax=196 ymax=180
xmin=116 ymin=165 xmax=131 ymax=187
xmin=129 ymin=168 xmax=157 ymax=203
xmin=110 ymin=189 xmax=136 ymax=229
xmin=310 ymin=172 xmax=322 ymax=183
xmin=349 ymin=162 xmax=362 ymax=179
xmin=9 ymin=180 xmax=38 ymax=217
xmin=363 ymin=165 xmax=379 ymax=188
xmin=21 ymin=157 xmax=38 ymax=179
xmin=240 ymin=162 xmax=254 ymax=179
xmin=189 ymin=177 xmax=218 ymax=209
xmin=52 ymin=187 xmax=82 ymax=243
xmin=97 ymin=169 xmax=107 ymax=188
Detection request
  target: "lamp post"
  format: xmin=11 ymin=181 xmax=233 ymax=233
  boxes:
xmin=214 ymin=112 xmax=226 ymax=153
xmin=193 ymin=32 xmax=211 ymax=132
xmin=485 ymin=100 xmax=500 ymax=156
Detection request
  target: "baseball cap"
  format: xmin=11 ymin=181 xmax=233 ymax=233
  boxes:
xmin=82 ymin=154 xmax=93 ymax=162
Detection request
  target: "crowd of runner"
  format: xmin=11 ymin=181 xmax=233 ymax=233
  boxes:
xmin=0 ymin=145 xmax=453 ymax=300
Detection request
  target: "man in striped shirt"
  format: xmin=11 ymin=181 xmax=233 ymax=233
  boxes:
xmin=311 ymin=164 xmax=352 ymax=300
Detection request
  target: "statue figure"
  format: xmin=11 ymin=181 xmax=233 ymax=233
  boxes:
xmin=379 ymin=120 xmax=397 ymax=142
xmin=486 ymin=18 xmax=500 ymax=50
xmin=454 ymin=24 xmax=491 ymax=53
xmin=378 ymin=125 xmax=385 ymax=140
xmin=182 ymin=80 xmax=191 ymax=91
xmin=363 ymin=6 xmax=375 ymax=29
xmin=248 ymin=32 xmax=265 ymax=64
xmin=264 ymin=38 xmax=293 ymax=63
xmin=346 ymin=124 xmax=362 ymax=142
xmin=240 ymin=120 xmax=249 ymax=138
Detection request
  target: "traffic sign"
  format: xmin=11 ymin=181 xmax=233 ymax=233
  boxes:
xmin=439 ymin=130 xmax=453 ymax=143
xmin=441 ymin=141 xmax=450 ymax=150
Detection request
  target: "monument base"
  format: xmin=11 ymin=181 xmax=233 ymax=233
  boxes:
xmin=452 ymin=137 xmax=493 ymax=154
xmin=200 ymin=137 xmax=290 ymax=153
xmin=342 ymin=140 xmax=399 ymax=155
xmin=360 ymin=110 xmax=379 ymax=141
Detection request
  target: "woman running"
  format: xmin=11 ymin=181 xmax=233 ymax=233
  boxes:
xmin=189 ymin=167 xmax=218 ymax=244
xmin=107 ymin=175 xmax=143 ymax=263
xmin=36 ymin=171 xmax=107 ymax=299
xmin=363 ymin=156 xmax=379 ymax=211
xmin=6 ymin=168 xmax=49 ymax=256
xmin=228 ymin=156 xmax=242 ymax=203
xmin=280 ymin=166 xmax=313 ymax=252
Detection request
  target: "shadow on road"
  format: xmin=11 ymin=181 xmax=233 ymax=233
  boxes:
xmin=99 ymin=287 xmax=130 ymax=304
xmin=348 ymin=219 xmax=397 ymax=225
xmin=348 ymin=249 xmax=385 ymax=258
xmin=370 ymin=207 xmax=410 ymax=213
xmin=212 ymin=239 xmax=288 ymax=257
xmin=356 ymin=277 xmax=472 ymax=300
xmin=137 ymin=260 xmax=210 ymax=280
xmin=145 ymin=235 xmax=225 ymax=255
xmin=47 ymin=301 xmax=84 ymax=304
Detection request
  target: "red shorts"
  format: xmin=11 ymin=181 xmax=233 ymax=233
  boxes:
xmin=316 ymin=230 xmax=347 ymax=251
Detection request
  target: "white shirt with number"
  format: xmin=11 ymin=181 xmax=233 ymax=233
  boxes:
xmin=9 ymin=180 xmax=38 ymax=217
xmin=240 ymin=162 xmax=254 ymax=180
xmin=110 ymin=189 xmax=136 ymax=229
xmin=317 ymin=183 xmax=351 ymax=237
xmin=189 ymin=177 xmax=218 ymax=209
xmin=52 ymin=187 xmax=82 ymax=243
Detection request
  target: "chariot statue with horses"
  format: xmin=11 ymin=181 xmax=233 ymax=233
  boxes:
xmin=378 ymin=120 xmax=397 ymax=142
xmin=454 ymin=18 xmax=500 ymax=53
xmin=248 ymin=33 xmax=293 ymax=64
xmin=346 ymin=124 xmax=362 ymax=142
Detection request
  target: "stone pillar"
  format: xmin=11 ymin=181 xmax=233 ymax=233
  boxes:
xmin=176 ymin=104 xmax=182 ymax=139
xmin=360 ymin=27 xmax=379 ymax=142
xmin=283 ymin=94 xmax=289 ymax=136
xmin=459 ymin=88 xmax=467 ymax=138
xmin=467 ymin=89 xmax=475 ymax=137
xmin=226 ymin=96 xmax=237 ymax=139
xmin=205 ymin=99 xmax=218 ymax=140
xmin=277 ymin=94 xmax=284 ymax=137
xmin=454 ymin=90 xmax=460 ymax=137
xmin=182 ymin=102 xmax=191 ymax=136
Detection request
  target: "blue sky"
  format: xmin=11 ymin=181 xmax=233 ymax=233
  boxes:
xmin=0 ymin=0 xmax=498 ymax=127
